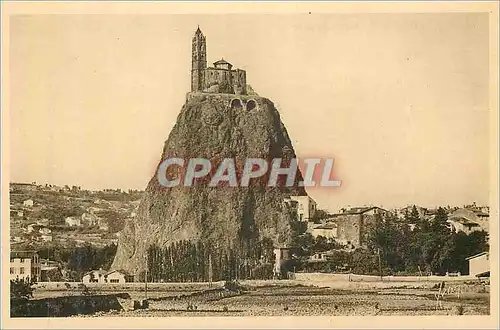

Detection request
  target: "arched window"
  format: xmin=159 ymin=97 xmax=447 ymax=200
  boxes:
xmin=246 ymin=99 xmax=257 ymax=111
xmin=230 ymin=98 xmax=243 ymax=110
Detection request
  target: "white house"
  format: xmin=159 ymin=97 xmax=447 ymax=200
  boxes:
xmin=284 ymin=196 xmax=317 ymax=222
xmin=97 ymin=218 xmax=109 ymax=231
xmin=105 ymin=270 xmax=133 ymax=283
xmin=23 ymin=199 xmax=34 ymax=207
xmin=41 ymin=234 xmax=53 ymax=242
xmin=309 ymin=252 xmax=329 ymax=262
xmin=26 ymin=224 xmax=35 ymax=233
xmin=39 ymin=227 xmax=51 ymax=235
xmin=81 ymin=212 xmax=98 ymax=226
xmin=36 ymin=219 xmax=50 ymax=226
xmin=12 ymin=236 xmax=23 ymax=243
xmin=82 ymin=269 xmax=133 ymax=284
xmin=82 ymin=269 xmax=107 ymax=284
xmin=10 ymin=251 xmax=41 ymax=282
xmin=466 ymin=252 xmax=489 ymax=277
xmin=447 ymin=218 xmax=482 ymax=234
xmin=65 ymin=216 xmax=81 ymax=227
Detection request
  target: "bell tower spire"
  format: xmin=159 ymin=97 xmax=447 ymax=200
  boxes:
xmin=191 ymin=26 xmax=206 ymax=92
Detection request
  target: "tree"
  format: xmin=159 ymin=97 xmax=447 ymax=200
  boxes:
xmin=431 ymin=207 xmax=449 ymax=235
xmin=311 ymin=209 xmax=330 ymax=223
xmin=312 ymin=236 xmax=340 ymax=253
xmin=292 ymin=232 xmax=315 ymax=257
xmin=10 ymin=278 xmax=35 ymax=301
xmin=404 ymin=205 xmax=428 ymax=230
xmin=260 ymin=237 xmax=275 ymax=263
xmin=364 ymin=205 xmax=489 ymax=275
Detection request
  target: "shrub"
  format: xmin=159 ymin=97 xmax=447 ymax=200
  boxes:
xmin=10 ymin=278 xmax=35 ymax=301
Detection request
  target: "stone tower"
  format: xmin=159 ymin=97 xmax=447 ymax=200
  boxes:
xmin=191 ymin=26 xmax=206 ymax=92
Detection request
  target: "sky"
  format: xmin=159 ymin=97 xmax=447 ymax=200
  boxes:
xmin=8 ymin=13 xmax=491 ymax=212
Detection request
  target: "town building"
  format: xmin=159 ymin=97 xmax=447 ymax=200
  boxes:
xmin=191 ymin=27 xmax=247 ymax=95
xmin=41 ymin=234 xmax=53 ymax=242
xmin=26 ymin=224 xmax=35 ymax=233
xmin=81 ymin=212 xmax=98 ymax=226
xmin=105 ymin=270 xmax=134 ymax=284
xmin=449 ymin=207 xmax=489 ymax=233
xmin=398 ymin=205 xmax=428 ymax=219
xmin=82 ymin=269 xmax=133 ymax=284
xmin=98 ymin=219 xmax=109 ymax=231
xmin=39 ymin=227 xmax=51 ymax=235
xmin=447 ymin=217 xmax=482 ymax=234
xmin=311 ymin=223 xmax=338 ymax=239
xmin=10 ymin=251 xmax=41 ymax=282
xmin=325 ymin=206 xmax=389 ymax=248
xmin=308 ymin=252 xmax=329 ymax=262
xmin=12 ymin=236 xmax=23 ymax=243
xmin=10 ymin=182 xmax=37 ymax=192
xmin=23 ymin=199 xmax=34 ymax=207
xmin=65 ymin=216 xmax=82 ymax=227
xmin=466 ymin=252 xmax=489 ymax=277
xmin=284 ymin=195 xmax=317 ymax=222
xmin=82 ymin=269 xmax=108 ymax=284
xmin=36 ymin=218 xmax=50 ymax=226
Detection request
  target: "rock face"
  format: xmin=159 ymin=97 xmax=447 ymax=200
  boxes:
xmin=111 ymin=90 xmax=308 ymax=275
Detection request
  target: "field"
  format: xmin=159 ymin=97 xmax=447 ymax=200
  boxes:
xmin=29 ymin=276 xmax=490 ymax=317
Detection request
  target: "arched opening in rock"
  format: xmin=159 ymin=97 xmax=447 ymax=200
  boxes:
xmin=246 ymin=99 xmax=257 ymax=111
xmin=230 ymin=98 xmax=243 ymax=110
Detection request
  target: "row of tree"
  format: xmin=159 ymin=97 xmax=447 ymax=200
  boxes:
xmin=145 ymin=239 xmax=278 ymax=282
xmin=286 ymin=206 xmax=488 ymax=276
xmin=366 ymin=206 xmax=488 ymax=275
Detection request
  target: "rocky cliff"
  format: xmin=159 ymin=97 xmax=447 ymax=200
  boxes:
xmin=111 ymin=90 xmax=308 ymax=276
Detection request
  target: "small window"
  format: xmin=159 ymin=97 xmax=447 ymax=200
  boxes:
xmin=10 ymin=267 xmax=14 ymax=274
xmin=20 ymin=267 xmax=25 ymax=274
xmin=20 ymin=258 xmax=24 ymax=263
xmin=110 ymin=279 xmax=119 ymax=283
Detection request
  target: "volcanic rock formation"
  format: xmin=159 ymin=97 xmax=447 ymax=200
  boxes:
xmin=111 ymin=90 xmax=309 ymax=276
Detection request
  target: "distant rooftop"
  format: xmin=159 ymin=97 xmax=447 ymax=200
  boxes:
xmin=314 ymin=223 xmax=338 ymax=230
xmin=335 ymin=206 xmax=387 ymax=216
xmin=11 ymin=251 xmax=38 ymax=259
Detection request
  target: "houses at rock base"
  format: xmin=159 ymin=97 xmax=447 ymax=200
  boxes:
xmin=82 ymin=269 xmax=134 ymax=284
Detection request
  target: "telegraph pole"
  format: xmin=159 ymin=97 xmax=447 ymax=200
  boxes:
xmin=145 ymin=253 xmax=148 ymax=300
xmin=377 ymin=248 xmax=383 ymax=281
xmin=208 ymin=254 xmax=213 ymax=288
